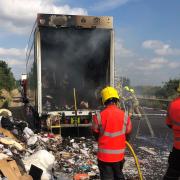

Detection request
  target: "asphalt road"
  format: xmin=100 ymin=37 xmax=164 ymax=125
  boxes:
xmin=125 ymin=107 xmax=173 ymax=180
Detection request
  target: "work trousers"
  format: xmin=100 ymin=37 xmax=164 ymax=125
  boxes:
xmin=163 ymin=147 xmax=180 ymax=180
xmin=98 ymin=159 xmax=125 ymax=180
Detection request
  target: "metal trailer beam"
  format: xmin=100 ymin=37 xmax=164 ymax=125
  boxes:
xmin=36 ymin=29 xmax=42 ymax=116
xmin=110 ymin=29 xmax=114 ymax=87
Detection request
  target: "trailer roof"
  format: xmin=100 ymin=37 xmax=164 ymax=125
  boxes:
xmin=37 ymin=13 xmax=113 ymax=29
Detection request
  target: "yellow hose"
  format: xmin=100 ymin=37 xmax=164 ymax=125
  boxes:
xmin=125 ymin=141 xmax=143 ymax=180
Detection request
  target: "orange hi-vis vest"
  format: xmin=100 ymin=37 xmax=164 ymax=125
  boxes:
xmin=166 ymin=97 xmax=180 ymax=150
xmin=92 ymin=104 xmax=132 ymax=162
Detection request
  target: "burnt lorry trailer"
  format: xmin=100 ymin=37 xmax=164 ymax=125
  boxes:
xmin=24 ymin=14 xmax=114 ymax=132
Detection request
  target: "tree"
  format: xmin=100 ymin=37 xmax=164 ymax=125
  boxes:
xmin=0 ymin=60 xmax=16 ymax=91
xmin=155 ymin=79 xmax=180 ymax=99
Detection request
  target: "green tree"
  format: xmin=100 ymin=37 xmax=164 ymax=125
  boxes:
xmin=0 ymin=60 xmax=16 ymax=90
xmin=155 ymin=79 xmax=180 ymax=99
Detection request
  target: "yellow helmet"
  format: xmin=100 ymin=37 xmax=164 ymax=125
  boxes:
xmin=124 ymin=86 xmax=129 ymax=91
xmin=129 ymin=88 xmax=135 ymax=93
xmin=101 ymin=86 xmax=119 ymax=104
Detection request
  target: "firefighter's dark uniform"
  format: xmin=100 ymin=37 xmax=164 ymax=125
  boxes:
xmin=164 ymin=97 xmax=180 ymax=180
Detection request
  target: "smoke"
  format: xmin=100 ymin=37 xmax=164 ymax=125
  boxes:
xmin=40 ymin=27 xmax=111 ymax=110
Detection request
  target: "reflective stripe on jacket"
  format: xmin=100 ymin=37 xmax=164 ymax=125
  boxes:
xmin=92 ymin=104 xmax=132 ymax=162
xmin=166 ymin=97 xmax=180 ymax=150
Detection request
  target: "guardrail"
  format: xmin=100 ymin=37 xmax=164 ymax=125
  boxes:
xmin=138 ymin=97 xmax=170 ymax=110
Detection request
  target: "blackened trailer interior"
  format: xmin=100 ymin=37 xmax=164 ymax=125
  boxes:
xmin=40 ymin=27 xmax=111 ymax=111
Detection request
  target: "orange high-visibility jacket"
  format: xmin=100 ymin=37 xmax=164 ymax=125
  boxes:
xmin=166 ymin=97 xmax=180 ymax=150
xmin=92 ymin=104 xmax=132 ymax=162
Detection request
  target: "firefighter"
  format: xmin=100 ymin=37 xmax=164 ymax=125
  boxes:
xmin=122 ymin=86 xmax=132 ymax=114
xmin=163 ymin=84 xmax=180 ymax=180
xmin=129 ymin=88 xmax=142 ymax=118
xmin=92 ymin=86 xmax=132 ymax=180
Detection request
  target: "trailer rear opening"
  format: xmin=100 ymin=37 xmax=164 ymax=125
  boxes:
xmin=40 ymin=27 xmax=111 ymax=111
xmin=25 ymin=14 xmax=114 ymax=129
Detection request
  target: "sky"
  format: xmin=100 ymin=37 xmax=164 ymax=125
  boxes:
xmin=0 ymin=0 xmax=180 ymax=86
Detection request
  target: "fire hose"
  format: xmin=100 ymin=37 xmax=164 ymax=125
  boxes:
xmin=125 ymin=141 xmax=143 ymax=180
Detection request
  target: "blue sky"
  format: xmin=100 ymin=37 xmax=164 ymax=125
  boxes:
xmin=0 ymin=0 xmax=179 ymax=86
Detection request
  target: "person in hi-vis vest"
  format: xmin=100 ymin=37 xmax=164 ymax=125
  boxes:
xmin=92 ymin=86 xmax=132 ymax=180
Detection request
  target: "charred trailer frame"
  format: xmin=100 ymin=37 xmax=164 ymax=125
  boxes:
xmin=25 ymin=14 xmax=114 ymax=131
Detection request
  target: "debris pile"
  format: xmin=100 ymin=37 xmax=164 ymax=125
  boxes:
xmin=53 ymin=137 xmax=99 ymax=179
xmin=0 ymin=122 xmax=100 ymax=180
xmin=0 ymin=108 xmax=171 ymax=180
